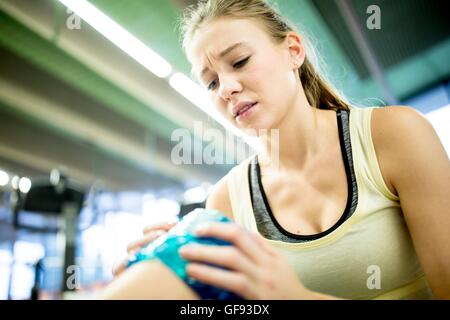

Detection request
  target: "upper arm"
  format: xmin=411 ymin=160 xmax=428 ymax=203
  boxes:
xmin=373 ymin=106 xmax=450 ymax=299
xmin=205 ymin=174 xmax=235 ymax=221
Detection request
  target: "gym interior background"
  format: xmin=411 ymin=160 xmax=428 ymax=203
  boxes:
xmin=0 ymin=0 xmax=449 ymax=299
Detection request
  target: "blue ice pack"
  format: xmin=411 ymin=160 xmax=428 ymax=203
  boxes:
xmin=127 ymin=208 xmax=243 ymax=300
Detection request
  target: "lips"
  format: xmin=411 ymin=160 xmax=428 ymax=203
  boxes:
xmin=233 ymin=102 xmax=257 ymax=118
xmin=237 ymin=104 xmax=254 ymax=116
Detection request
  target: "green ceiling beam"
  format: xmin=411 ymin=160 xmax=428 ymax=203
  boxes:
xmin=0 ymin=10 xmax=179 ymax=139
xmin=276 ymin=0 xmax=450 ymax=105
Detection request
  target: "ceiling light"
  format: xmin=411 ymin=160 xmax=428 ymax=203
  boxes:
xmin=0 ymin=170 xmax=9 ymax=187
xmin=18 ymin=177 xmax=32 ymax=193
xmin=58 ymin=0 xmax=172 ymax=78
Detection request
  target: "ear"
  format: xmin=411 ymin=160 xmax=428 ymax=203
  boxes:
xmin=285 ymin=32 xmax=305 ymax=69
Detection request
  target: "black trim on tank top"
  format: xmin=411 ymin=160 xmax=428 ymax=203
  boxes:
xmin=248 ymin=109 xmax=358 ymax=241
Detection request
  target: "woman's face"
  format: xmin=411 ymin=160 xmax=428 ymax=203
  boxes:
xmin=187 ymin=17 xmax=302 ymax=135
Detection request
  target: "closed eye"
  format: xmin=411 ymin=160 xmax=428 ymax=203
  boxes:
xmin=207 ymin=56 xmax=251 ymax=91
xmin=233 ymin=56 xmax=250 ymax=68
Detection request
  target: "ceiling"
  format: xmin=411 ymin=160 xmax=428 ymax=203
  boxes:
xmin=0 ymin=0 xmax=449 ymax=192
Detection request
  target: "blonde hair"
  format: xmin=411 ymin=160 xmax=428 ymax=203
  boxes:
xmin=179 ymin=0 xmax=350 ymax=112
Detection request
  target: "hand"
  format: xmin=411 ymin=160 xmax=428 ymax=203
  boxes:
xmin=112 ymin=221 xmax=177 ymax=277
xmin=178 ymin=222 xmax=312 ymax=299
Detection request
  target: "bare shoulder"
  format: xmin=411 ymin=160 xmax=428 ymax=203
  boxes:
xmin=371 ymin=105 xmax=435 ymax=145
xmin=372 ymin=106 xmax=450 ymax=299
xmin=371 ymin=106 xmax=440 ymax=196
xmin=205 ymin=174 xmax=234 ymax=221
xmin=371 ymin=105 xmax=429 ymax=124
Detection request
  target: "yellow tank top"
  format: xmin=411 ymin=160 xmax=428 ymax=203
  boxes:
xmin=226 ymin=106 xmax=433 ymax=299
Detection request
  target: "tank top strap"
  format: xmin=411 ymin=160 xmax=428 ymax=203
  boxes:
xmin=348 ymin=106 xmax=399 ymax=202
xmin=226 ymin=155 xmax=258 ymax=232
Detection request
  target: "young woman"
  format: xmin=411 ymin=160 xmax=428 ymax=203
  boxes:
xmin=100 ymin=0 xmax=450 ymax=299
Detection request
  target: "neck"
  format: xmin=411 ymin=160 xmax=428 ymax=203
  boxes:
xmin=258 ymin=89 xmax=333 ymax=172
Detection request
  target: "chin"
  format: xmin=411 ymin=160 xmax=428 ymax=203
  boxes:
xmin=239 ymin=123 xmax=274 ymax=137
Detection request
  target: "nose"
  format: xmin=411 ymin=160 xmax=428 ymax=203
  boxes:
xmin=218 ymin=75 xmax=242 ymax=102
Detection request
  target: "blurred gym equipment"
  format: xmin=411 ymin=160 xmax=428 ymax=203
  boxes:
xmin=10 ymin=168 xmax=85 ymax=297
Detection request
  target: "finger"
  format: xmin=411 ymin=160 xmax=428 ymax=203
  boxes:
xmin=126 ymin=231 xmax=164 ymax=254
xmin=186 ymin=263 xmax=253 ymax=298
xmin=142 ymin=221 xmax=177 ymax=235
xmin=194 ymin=222 xmax=270 ymax=265
xmin=249 ymin=231 xmax=277 ymax=256
xmin=179 ymin=244 xmax=254 ymax=275
xmin=112 ymin=258 xmax=128 ymax=277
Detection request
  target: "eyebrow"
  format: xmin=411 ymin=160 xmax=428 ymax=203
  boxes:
xmin=199 ymin=42 xmax=248 ymax=79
